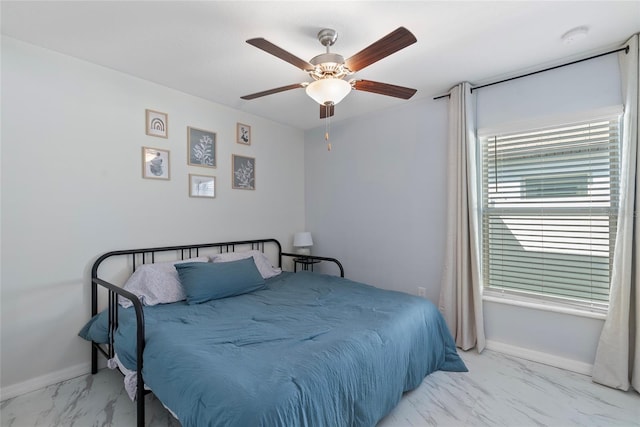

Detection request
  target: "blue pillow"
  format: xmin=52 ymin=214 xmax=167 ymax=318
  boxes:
xmin=175 ymin=258 xmax=265 ymax=304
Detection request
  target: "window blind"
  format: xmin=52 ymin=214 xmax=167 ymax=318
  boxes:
xmin=480 ymin=113 xmax=621 ymax=311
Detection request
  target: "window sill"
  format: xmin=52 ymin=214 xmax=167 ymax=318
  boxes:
xmin=482 ymin=292 xmax=607 ymax=320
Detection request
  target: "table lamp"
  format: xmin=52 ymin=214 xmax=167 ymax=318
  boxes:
xmin=293 ymin=232 xmax=313 ymax=256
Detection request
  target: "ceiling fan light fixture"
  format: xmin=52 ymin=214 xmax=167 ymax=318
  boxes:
xmin=305 ymin=78 xmax=352 ymax=106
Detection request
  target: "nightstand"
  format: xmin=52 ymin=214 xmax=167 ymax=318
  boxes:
xmin=293 ymin=258 xmax=321 ymax=272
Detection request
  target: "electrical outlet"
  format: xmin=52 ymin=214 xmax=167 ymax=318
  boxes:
xmin=417 ymin=287 xmax=426 ymax=297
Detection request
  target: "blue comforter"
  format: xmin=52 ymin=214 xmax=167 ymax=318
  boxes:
xmin=81 ymin=272 xmax=466 ymax=426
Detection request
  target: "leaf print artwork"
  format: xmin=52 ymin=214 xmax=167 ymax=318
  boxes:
xmin=188 ymin=127 xmax=216 ymax=168
xmin=232 ymin=155 xmax=255 ymax=190
xmin=193 ymin=135 xmax=214 ymax=166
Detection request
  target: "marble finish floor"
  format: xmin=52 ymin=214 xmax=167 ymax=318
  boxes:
xmin=2 ymin=349 xmax=639 ymax=426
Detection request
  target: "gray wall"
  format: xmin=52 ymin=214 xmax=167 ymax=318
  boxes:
xmin=304 ymin=98 xmax=449 ymax=301
xmin=0 ymin=32 xmax=624 ymax=397
xmin=304 ymin=52 xmax=622 ymax=370
xmin=1 ymin=37 xmax=306 ymax=396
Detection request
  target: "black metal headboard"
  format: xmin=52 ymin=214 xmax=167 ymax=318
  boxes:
xmin=91 ymin=238 xmax=281 ymax=314
xmin=88 ymin=237 xmax=343 ymax=427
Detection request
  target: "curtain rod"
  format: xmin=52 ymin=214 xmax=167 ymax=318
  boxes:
xmin=433 ymin=45 xmax=629 ymax=100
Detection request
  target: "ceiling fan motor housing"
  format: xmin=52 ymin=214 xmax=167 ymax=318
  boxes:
xmin=309 ymin=53 xmax=350 ymax=79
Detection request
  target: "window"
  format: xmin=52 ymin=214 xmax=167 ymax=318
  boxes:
xmin=479 ymin=110 xmax=621 ymax=312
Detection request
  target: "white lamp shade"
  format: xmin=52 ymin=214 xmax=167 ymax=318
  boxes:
xmin=293 ymin=232 xmax=313 ymax=247
xmin=305 ymin=79 xmax=351 ymax=105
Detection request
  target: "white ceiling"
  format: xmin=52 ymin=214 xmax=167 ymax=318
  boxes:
xmin=2 ymin=1 xmax=639 ymax=130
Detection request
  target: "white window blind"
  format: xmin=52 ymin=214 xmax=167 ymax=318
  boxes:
xmin=480 ymin=112 xmax=621 ymax=311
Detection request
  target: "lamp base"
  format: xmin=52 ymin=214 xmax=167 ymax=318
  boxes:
xmin=296 ymin=247 xmax=311 ymax=256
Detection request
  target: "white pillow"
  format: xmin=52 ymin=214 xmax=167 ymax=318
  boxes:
xmin=118 ymin=257 xmax=209 ymax=308
xmin=210 ymin=250 xmax=281 ymax=279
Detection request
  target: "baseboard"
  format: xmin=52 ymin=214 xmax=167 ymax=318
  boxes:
xmin=0 ymin=362 xmax=91 ymax=402
xmin=485 ymin=340 xmax=593 ymax=376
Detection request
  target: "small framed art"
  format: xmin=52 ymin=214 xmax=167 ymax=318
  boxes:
xmin=236 ymin=122 xmax=251 ymax=145
xmin=232 ymin=155 xmax=255 ymax=190
xmin=142 ymin=147 xmax=170 ymax=180
xmin=189 ymin=174 xmax=215 ymax=198
xmin=145 ymin=109 xmax=168 ymax=138
xmin=188 ymin=127 xmax=216 ymax=168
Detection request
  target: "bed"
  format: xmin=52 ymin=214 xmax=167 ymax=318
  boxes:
xmin=80 ymin=238 xmax=467 ymax=427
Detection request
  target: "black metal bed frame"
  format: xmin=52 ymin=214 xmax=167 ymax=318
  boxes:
xmin=90 ymin=238 xmax=343 ymax=427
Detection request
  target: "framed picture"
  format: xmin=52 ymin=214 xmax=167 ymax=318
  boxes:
xmin=189 ymin=174 xmax=215 ymax=198
xmin=145 ymin=109 xmax=168 ymax=138
xmin=142 ymin=147 xmax=170 ymax=180
xmin=188 ymin=127 xmax=216 ymax=168
xmin=232 ymin=155 xmax=255 ymax=190
xmin=236 ymin=122 xmax=251 ymax=145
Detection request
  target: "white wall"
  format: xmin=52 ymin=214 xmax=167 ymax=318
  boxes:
xmin=0 ymin=37 xmax=305 ymax=397
xmin=304 ymin=98 xmax=449 ymax=301
xmin=476 ymin=53 xmax=622 ymax=369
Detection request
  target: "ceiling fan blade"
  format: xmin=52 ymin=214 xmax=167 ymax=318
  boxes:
xmin=247 ymin=38 xmax=314 ymax=71
xmin=320 ymin=104 xmax=335 ymax=119
xmin=241 ymin=83 xmax=305 ymax=100
xmin=345 ymin=27 xmax=417 ymax=72
xmin=353 ymin=79 xmax=417 ymax=99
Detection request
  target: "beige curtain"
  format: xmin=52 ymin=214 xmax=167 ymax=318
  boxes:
xmin=438 ymin=82 xmax=486 ymax=351
xmin=592 ymin=34 xmax=639 ymax=393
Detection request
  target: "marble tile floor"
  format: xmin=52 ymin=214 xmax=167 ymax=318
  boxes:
xmin=1 ymin=349 xmax=638 ymax=427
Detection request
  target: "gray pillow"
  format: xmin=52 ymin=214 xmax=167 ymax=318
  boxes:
xmin=118 ymin=257 xmax=208 ymax=307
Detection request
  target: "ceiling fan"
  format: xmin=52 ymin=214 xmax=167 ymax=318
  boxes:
xmin=241 ymin=27 xmax=418 ymax=119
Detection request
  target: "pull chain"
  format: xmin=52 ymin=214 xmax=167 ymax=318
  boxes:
xmin=325 ymin=107 xmax=332 ymax=151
